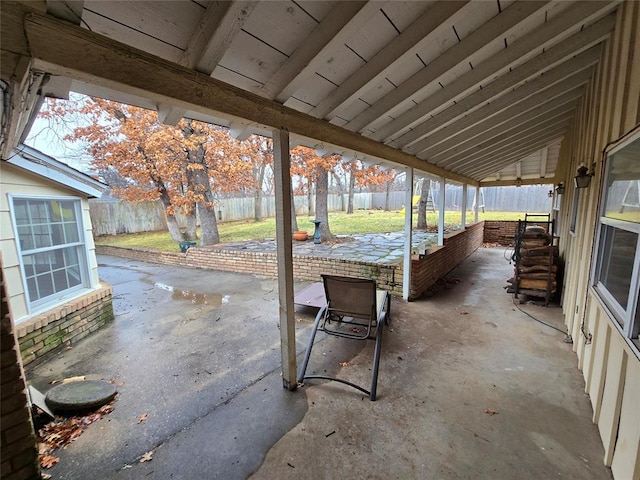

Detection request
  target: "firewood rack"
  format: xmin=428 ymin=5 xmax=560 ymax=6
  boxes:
xmin=512 ymin=213 xmax=557 ymax=305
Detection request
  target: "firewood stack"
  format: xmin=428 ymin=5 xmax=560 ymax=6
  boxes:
xmin=507 ymin=222 xmax=557 ymax=304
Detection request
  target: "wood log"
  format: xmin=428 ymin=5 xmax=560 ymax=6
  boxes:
xmin=521 ymin=239 xmax=548 ymax=248
xmin=519 ymin=265 xmax=558 ymax=273
xmin=520 ymin=257 xmax=557 ymax=267
xmin=520 ymin=245 xmax=558 ymax=257
xmin=518 ymin=279 xmax=556 ymax=290
xmin=517 ymin=272 xmax=556 ymax=280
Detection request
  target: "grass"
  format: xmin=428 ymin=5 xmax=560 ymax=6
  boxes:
xmin=94 ymin=209 xmax=532 ymax=252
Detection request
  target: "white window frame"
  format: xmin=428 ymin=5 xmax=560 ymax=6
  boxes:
xmin=591 ymin=131 xmax=640 ymax=351
xmin=9 ymin=195 xmax=91 ymax=316
xmin=569 ymin=188 xmax=580 ymax=235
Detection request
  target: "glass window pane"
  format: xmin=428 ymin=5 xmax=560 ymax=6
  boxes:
xmin=604 ymin=138 xmax=640 ymax=222
xmin=598 ymin=225 xmax=637 ymax=311
xmin=64 ymin=222 xmax=80 ymax=243
xmin=51 ymin=223 xmax=65 ymax=245
xmin=36 ymin=272 xmax=55 ymax=299
xmin=27 ymin=277 xmax=38 ymax=301
xmin=13 ymin=200 xmax=28 ymax=224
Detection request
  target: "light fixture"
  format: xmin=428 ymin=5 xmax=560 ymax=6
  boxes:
xmin=574 ymin=165 xmax=593 ymax=189
xmin=555 ymin=182 xmax=565 ymax=195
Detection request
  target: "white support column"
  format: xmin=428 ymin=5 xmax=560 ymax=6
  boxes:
xmin=402 ymin=167 xmax=413 ymax=300
xmin=403 ymin=167 xmax=414 ymax=301
xmin=461 ymin=184 xmax=467 ymax=229
xmin=474 ymin=186 xmax=480 ymax=222
xmin=272 ymin=129 xmax=297 ymax=390
xmin=438 ymin=177 xmax=446 ymax=246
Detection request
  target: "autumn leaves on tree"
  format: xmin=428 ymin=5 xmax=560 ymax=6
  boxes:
xmin=37 ymin=95 xmax=396 ymax=244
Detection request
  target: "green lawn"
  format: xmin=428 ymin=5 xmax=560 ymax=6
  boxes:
xmin=94 ymin=210 xmax=531 ymax=252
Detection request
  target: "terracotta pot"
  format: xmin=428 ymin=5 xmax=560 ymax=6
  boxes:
xmin=293 ymin=231 xmax=308 ymax=241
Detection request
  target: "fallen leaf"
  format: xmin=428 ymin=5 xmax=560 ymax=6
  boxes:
xmin=140 ymin=451 xmax=153 ymax=463
xmin=40 ymin=454 xmax=60 ymax=469
xmin=484 ymin=408 xmax=499 ymax=416
xmin=49 ymin=379 xmax=60 ymax=385
xmin=339 ymin=362 xmax=349 ymax=367
xmin=42 ymin=474 xmax=52 ymax=480
xmin=137 ymin=413 xmax=148 ymax=424
xmin=62 ymin=376 xmax=85 ymax=384
xmin=65 ymin=346 xmax=73 ymax=350
xmin=351 ymin=327 xmax=360 ymax=333
xmin=460 ymin=311 xmax=469 ymax=315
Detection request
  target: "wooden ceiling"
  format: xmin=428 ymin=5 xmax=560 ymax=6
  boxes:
xmin=3 ymin=0 xmax=621 ymax=185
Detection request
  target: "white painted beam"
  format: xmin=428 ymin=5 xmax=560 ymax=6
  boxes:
xmin=422 ymin=88 xmax=583 ymax=162
xmin=229 ymin=121 xmax=252 ymax=141
xmin=194 ymin=1 xmax=258 ymax=75
xmin=309 ymin=1 xmax=467 ymax=119
xmin=272 ymin=128 xmax=297 ymax=390
xmin=260 ymin=1 xmax=368 ymax=100
xmin=393 ymin=43 xmax=603 ymax=150
xmin=515 ymin=161 xmax=522 ymax=180
xmin=466 ymin=134 xmax=567 ymax=178
xmin=403 ymin=167 xmax=414 ymax=301
xmin=374 ymin=13 xmax=615 ymax=143
xmin=462 ymin=125 xmax=569 ymax=174
xmin=347 ymin=1 xmax=614 ymax=135
xmin=540 ymin=146 xmax=549 ymax=178
xmin=413 ymin=69 xmax=592 ymax=159
xmin=40 ymin=74 xmax=71 ymax=99
xmin=46 ymin=0 xmax=83 ymax=24
xmin=157 ymin=103 xmax=186 ymax=126
xmin=21 ymin=11 xmax=478 ymax=185
xmin=474 ymin=186 xmax=480 ymax=222
xmin=461 ymin=184 xmax=467 ymax=230
xmin=432 ymin=102 xmax=576 ymax=168
xmin=274 ymin=1 xmax=386 ymax=103
xmin=438 ymin=177 xmax=445 ymax=246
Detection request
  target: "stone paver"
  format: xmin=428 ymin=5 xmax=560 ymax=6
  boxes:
xmin=221 ymin=231 xmax=438 ymax=265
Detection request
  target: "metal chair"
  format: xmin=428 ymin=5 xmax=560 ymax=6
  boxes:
xmin=298 ymin=274 xmax=391 ymax=401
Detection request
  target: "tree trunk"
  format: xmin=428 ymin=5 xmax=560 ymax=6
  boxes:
xmin=417 ymin=181 xmax=429 ymax=230
xmin=291 ymin=185 xmax=299 ymax=232
xmin=307 ymin=183 xmax=314 ymax=216
xmin=347 ymin=171 xmax=355 ymax=214
xmin=254 ymin=163 xmax=266 ymax=221
xmin=315 ymin=167 xmax=333 ymax=241
xmin=384 ymin=179 xmax=392 ymax=211
xmin=332 ymin=171 xmax=345 ymax=211
xmin=184 ymin=203 xmax=197 ymax=240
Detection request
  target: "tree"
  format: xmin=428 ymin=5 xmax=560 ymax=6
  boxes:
xmin=39 ymin=95 xmax=255 ymax=245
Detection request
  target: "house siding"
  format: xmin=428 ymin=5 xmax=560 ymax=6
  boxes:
xmin=0 ymin=163 xmax=100 ymax=322
xmin=557 ymin=3 xmax=640 ymax=478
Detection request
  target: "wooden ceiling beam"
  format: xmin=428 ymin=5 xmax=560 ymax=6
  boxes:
xmin=464 ymin=132 xmax=567 ymax=178
xmin=273 ymin=1 xmax=385 ymax=103
xmin=347 ymin=1 xmax=616 ymax=135
xmin=191 ymin=1 xmax=258 ymax=74
xmin=448 ymin=120 xmax=570 ymax=172
xmin=309 ymin=1 xmax=468 ymax=119
xmin=480 ymin=177 xmax=556 ymax=187
xmin=259 ymin=1 xmax=368 ymax=100
xmin=21 ymin=10 xmax=478 ymax=185
xmin=431 ymin=102 xmax=576 ymax=166
xmin=416 ymin=87 xmax=583 ymax=162
xmin=413 ymin=69 xmax=592 ymax=159
xmin=374 ymin=13 xmax=615 ymax=143
xmin=436 ymin=110 xmax=574 ymax=169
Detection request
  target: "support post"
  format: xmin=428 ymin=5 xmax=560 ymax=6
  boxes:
xmin=403 ymin=167 xmax=414 ymax=301
xmin=438 ymin=177 xmax=446 ymax=246
xmin=272 ymin=129 xmax=297 ymax=390
xmin=474 ymin=186 xmax=480 ymax=222
xmin=461 ymin=183 xmax=467 ymax=229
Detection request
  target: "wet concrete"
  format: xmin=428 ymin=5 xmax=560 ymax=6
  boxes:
xmin=28 ymin=249 xmax=611 ymax=479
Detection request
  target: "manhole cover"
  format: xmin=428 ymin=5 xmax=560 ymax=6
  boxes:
xmin=45 ymin=380 xmax=117 ymax=413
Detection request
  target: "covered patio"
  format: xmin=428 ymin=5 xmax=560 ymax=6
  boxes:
xmin=27 ymin=248 xmax=608 ymax=479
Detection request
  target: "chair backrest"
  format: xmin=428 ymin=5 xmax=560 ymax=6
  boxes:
xmin=322 ymin=275 xmax=377 ymax=319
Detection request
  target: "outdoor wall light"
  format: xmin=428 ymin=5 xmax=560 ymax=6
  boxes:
xmin=556 ymin=182 xmax=565 ymax=195
xmin=574 ymin=165 xmax=593 ymax=189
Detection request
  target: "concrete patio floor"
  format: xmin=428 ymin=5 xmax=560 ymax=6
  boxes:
xmin=27 ymin=248 xmax=610 ymax=479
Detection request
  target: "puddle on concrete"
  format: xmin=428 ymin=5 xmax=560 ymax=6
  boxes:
xmin=154 ymin=282 xmax=230 ymax=306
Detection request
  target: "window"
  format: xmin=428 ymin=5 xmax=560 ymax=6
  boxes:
xmin=593 ymin=135 xmax=640 ymax=346
xmin=10 ymin=197 xmax=89 ymax=312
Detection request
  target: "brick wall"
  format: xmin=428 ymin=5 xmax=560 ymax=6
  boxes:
xmin=410 ymin=222 xmax=484 ymax=299
xmin=16 ymin=283 xmax=114 ymax=368
xmin=98 ymin=223 xmax=485 ymax=299
xmin=483 ymin=220 xmax=519 ymax=245
xmin=1 ymin=261 xmax=40 ymax=480
xmin=97 ymin=245 xmax=404 ymax=295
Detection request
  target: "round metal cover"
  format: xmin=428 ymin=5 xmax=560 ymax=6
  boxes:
xmin=45 ymin=380 xmax=117 ymax=412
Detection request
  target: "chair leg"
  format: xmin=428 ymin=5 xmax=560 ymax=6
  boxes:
xmin=298 ymin=306 xmax=326 ymax=384
xmin=369 ymin=319 xmax=384 ymax=401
